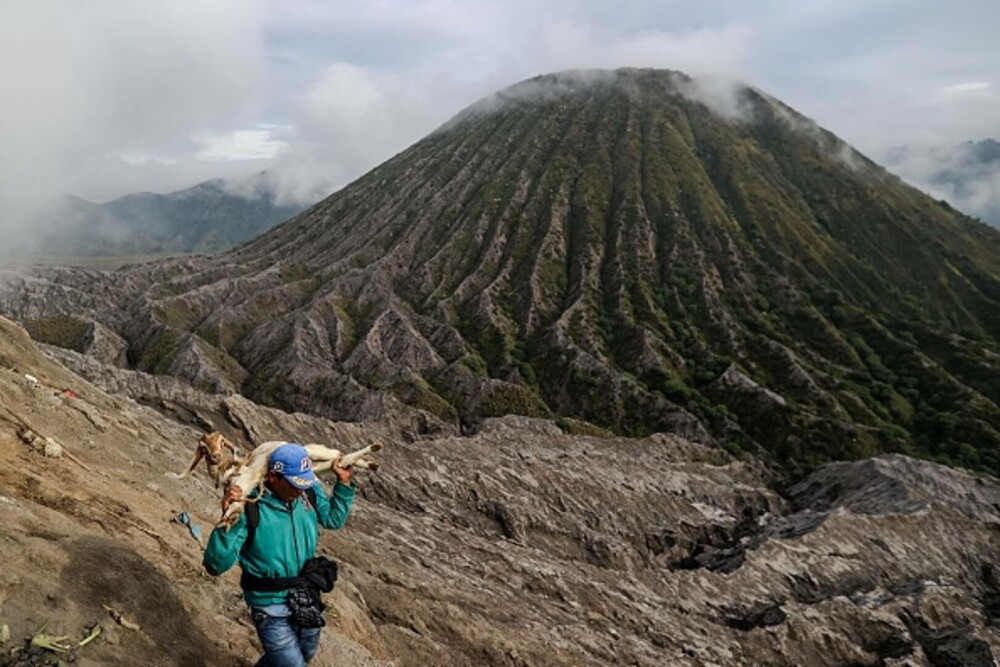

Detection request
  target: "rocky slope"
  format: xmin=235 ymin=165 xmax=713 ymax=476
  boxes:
xmin=3 ymin=69 xmax=1000 ymax=474
xmin=2 ymin=316 xmax=1000 ymax=666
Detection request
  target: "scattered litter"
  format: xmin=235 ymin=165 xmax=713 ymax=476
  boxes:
xmin=15 ymin=621 xmax=102 ymax=660
xmin=31 ymin=624 xmax=71 ymax=653
xmin=61 ymin=388 xmax=77 ymax=399
xmin=0 ymin=495 xmax=17 ymax=506
xmin=172 ymin=511 xmax=204 ymax=545
xmin=78 ymin=624 xmax=101 ymax=647
xmin=17 ymin=428 xmax=93 ymax=472
xmin=1 ymin=623 xmax=9 ymax=645
xmin=23 ymin=373 xmax=39 ymax=386
xmin=43 ymin=437 xmax=63 ymax=458
xmin=103 ymin=605 xmax=141 ymax=632
xmin=18 ymin=428 xmax=63 ymax=458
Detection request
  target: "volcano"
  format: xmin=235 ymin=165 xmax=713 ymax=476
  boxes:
xmin=4 ymin=68 xmax=1000 ymax=472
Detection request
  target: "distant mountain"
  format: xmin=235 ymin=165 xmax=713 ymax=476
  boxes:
xmin=968 ymin=138 xmax=1000 ymax=162
xmin=15 ymin=172 xmax=308 ymax=258
xmin=886 ymin=139 xmax=1000 ymax=227
xmin=4 ymin=69 xmax=1000 ymax=475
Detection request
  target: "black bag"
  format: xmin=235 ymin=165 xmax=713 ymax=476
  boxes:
xmin=286 ymin=582 xmax=326 ymax=628
xmin=285 ymin=556 xmax=338 ymax=629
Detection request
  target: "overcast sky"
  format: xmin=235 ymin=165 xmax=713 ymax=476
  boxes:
xmin=1 ymin=0 xmax=999 ymax=216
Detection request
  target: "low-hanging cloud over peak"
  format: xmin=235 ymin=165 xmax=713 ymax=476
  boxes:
xmin=3 ymin=1 xmax=1000 ymax=249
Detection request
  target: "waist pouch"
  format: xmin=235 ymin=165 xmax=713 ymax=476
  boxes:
xmin=243 ymin=557 xmax=339 ymax=629
xmin=286 ymin=583 xmax=325 ymax=628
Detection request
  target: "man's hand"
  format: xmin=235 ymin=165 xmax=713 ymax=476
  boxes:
xmin=332 ymin=462 xmax=353 ymax=486
xmin=222 ymin=484 xmax=243 ymax=512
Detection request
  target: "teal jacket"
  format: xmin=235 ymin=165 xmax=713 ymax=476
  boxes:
xmin=203 ymin=481 xmax=355 ymax=606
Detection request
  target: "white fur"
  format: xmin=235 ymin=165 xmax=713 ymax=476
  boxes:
xmin=218 ymin=441 xmax=381 ymax=528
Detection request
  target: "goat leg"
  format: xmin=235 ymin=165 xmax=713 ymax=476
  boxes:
xmin=172 ymin=446 xmax=205 ymax=480
xmin=222 ymin=436 xmax=244 ymax=464
xmin=339 ymin=443 xmax=382 ymax=467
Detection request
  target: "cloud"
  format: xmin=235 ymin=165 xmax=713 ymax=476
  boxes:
xmin=0 ymin=0 xmax=265 ymax=223
xmin=71 ymin=155 xmax=279 ymax=201
xmin=676 ymin=75 xmax=756 ymax=122
xmin=119 ymin=153 xmax=177 ymax=167
xmin=4 ymin=0 xmax=1000 ymax=253
xmin=257 ymin=16 xmax=754 ymax=205
xmin=941 ymin=82 xmax=993 ymax=96
xmin=263 ymin=63 xmax=439 ymax=204
xmin=194 ymin=127 xmax=290 ymax=162
xmin=538 ymin=21 xmax=752 ymax=79
xmin=885 ymin=141 xmax=1000 ymax=227
xmin=266 ymin=0 xmax=495 ymax=38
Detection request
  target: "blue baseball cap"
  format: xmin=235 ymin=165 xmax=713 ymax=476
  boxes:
xmin=268 ymin=443 xmax=317 ymax=489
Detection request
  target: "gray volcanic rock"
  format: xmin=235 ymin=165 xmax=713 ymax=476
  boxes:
xmin=1 ymin=316 xmax=999 ymax=666
xmin=342 ymin=306 xmax=449 ymax=389
xmin=166 ymin=334 xmax=247 ymax=394
xmin=712 ymin=364 xmax=789 ymax=409
xmin=336 ymin=419 xmax=1000 ymax=666
xmin=80 ymin=320 xmax=128 ymax=366
xmin=42 ymin=343 xmax=225 ymax=413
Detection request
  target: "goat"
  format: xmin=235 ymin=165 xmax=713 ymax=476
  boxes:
xmin=217 ymin=440 xmax=381 ymax=528
xmin=173 ymin=431 xmax=243 ymax=487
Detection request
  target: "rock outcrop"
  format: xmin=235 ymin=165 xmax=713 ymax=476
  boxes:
xmin=80 ymin=320 xmax=128 ymax=366
xmin=1 ymin=315 xmax=999 ymax=666
xmin=347 ymin=423 xmax=1000 ymax=666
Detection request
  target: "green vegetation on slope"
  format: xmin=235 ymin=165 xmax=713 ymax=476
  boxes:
xmin=87 ymin=69 xmax=1000 ymax=475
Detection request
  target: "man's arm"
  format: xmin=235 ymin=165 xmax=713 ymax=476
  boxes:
xmin=203 ymin=486 xmax=249 ymax=575
xmin=314 ymin=464 xmax=355 ymax=530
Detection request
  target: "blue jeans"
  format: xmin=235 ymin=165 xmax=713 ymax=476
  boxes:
xmin=250 ymin=603 xmax=321 ymax=667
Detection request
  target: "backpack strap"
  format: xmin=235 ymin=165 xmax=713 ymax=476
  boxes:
xmin=241 ymin=486 xmax=319 ymax=555
xmin=241 ymin=501 xmax=260 ymax=555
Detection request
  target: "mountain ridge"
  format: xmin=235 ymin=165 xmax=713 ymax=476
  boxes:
xmin=3 ymin=68 xmax=1000 ymax=473
xmin=7 ymin=172 xmax=308 ymax=259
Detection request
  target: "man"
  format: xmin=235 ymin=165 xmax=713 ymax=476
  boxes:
xmin=203 ymin=442 xmax=355 ymax=667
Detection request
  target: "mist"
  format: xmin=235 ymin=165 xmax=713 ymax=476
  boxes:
xmin=0 ymin=1 xmax=265 ymax=247
xmin=884 ymin=141 xmax=1000 ymax=228
xmin=2 ymin=1 xmax=999 ymax=256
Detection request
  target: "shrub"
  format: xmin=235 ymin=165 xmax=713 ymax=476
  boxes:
xmin=24 ymin=317 xmax=88 ymax=352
